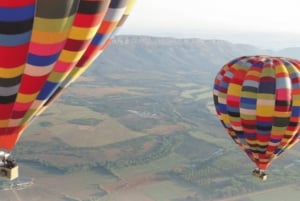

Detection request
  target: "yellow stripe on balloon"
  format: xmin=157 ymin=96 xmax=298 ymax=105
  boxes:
xmin=33 ymin=16 xmax=74 ymax=32
xmin=59 ymin=49 xmax=85 ymax=63
xmin=261 ymin=68 xmax=275 ymax=77
xmin=256 ymin=141 xmax=268 ymax=146
xmin=0 ymin=65 xmax=24 ymax=78
xmin=270 ymin=129 xmax=285 ymax=136
xmin=257 ymin=105 xmax=274 ymax=116
xmin=274 ymin=111 xmax=290 ymax=118
xmin=125 ymin=0 xmax=136 ymax=14
xmin=220 ymin=114 xmax=230 ymax=124
xmin=242 ymin=91 xmax=257 ymax=99
xmin=293 ymin=95 xmax=300 ymax=105
xmin=227 ymin=83 xmax=241 ymax=95
xmin=68 ymin=26 xmax=99 ymax=40
xmin=246 ymin=140 xmax=256 ymax=146
xmin=258 ymin=94 xmax=275 ymax=100
xmin=240 ymin=113 xmax=256 ymax=120
xmin=47 ymin=71 xmax=66 ymax=83
xmin=16 ymin=92 xmax=39 ymax=103
xmin=21 ymin=110 xmax=35 ymax=125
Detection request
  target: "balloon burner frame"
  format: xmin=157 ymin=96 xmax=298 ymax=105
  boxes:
xmin=0 ymin=151 xmax=18 ymax=180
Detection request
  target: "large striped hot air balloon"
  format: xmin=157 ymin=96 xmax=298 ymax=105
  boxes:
xmin=213 ymin=55 xmax=300 ymax=180
xmin=0 ymin=0 xmax=135 ymax=180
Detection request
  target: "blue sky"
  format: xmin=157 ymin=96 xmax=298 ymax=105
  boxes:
xmin=120 ymin=0 xmax=300 ymax=49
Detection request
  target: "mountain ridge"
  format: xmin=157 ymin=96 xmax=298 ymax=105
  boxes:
xmin=88 ymin=35 xmax=300 ymax=80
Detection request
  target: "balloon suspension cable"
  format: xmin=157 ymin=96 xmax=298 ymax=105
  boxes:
xmin=252 ymin=168 xmax=268 ymax=181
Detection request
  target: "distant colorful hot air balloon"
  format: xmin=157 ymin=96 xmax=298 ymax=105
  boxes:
xmin=0 ymin=0 xmax=135 ymax=180
xmin=213 ymin=55 xmax=300 ymax=180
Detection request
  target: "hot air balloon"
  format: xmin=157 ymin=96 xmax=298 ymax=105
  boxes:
xmin=0 ymin=0 xmax=135 ymax=180
xmin=213 ymin=55 xmax=300 ymax=180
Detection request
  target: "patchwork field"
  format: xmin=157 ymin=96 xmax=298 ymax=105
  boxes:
xmin=1 ymin=55 xmax=300 ymax=201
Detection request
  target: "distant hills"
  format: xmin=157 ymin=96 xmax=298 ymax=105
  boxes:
xmin=88 ymin=35 xmax=300 ymax=79
xmin=276 ymin=47 xmax=300 ymax=59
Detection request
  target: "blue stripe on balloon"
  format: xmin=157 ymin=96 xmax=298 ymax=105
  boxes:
xmin=257 ymin=130 xmax=270 ymax=135
xmin=270 ymin=138 xmax=281 ymax=143
xmin=241 ymin=97 xmax=256 ymax=105
xmin=241 ymin=97 xmax=256 ymax=109
xmin=218 ymin=104 xmax=228 ymax=113
xmin=91 ymin=33 xmax=109 ymax=46
xmin=0 ymin=4 xmax=35 ymax=22
xmin=109 ymin=0 xmax=128 ymax=8
xmin=227 ymin=106 xmax=239 ymax=113
xmin=253 ymin=61 xmax=264 ymax=68
xmin=245 ymin=132 xmax=256 ymax=140
xmin=0 ymin=31 xmax=31 ymax=46
xmin=257 ymin=121 xmax=273 ymax=127
xmin=275 ymin=148 xmax=284 ymax=155
xmin=27 ymin=52 xmax=60 ymax=66
xmin=37 ymin=81 xmax=59 ymax=100
xmin=259 ymin=81 xmax=275 ymax=94
xmin=213 ymin=84 xmax=219 ymax=91
xmin=290 ymin=72 xmax=300 ymax=79
xmin=291 ymin=106 xmax=300 ymax=116
xmin=236 ymin=131 xmax=245 ymax=138
xmin=292 ymin=82 xmax=300 ymax=88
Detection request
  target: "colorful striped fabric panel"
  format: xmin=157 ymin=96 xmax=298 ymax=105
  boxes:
xmin=33 ymin=0 xmax=136 ymax=119
xmin=21 ymin=0 xmax=110 ymax=124
xmin=0 ymin=0 xmax=36 ymax=150
xmin=213 ymin=56 xmax=300 ymax=170
xmin=62 ymin=0 xmax=136 ymax=87
xmin=0 ymin=0 xmax=135 ymax=150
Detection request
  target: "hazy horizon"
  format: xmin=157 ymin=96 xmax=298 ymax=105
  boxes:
xmin=119 ymin=0 xmax=300 ymax=50
xmin=119 ymin=30 xmax=300 ymax=50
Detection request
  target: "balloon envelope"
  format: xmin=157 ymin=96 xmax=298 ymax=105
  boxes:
xmin=213 ymin=55 xmax=300 ymax=170
xmin=0 ymin=0 xmax=135 ymax=151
